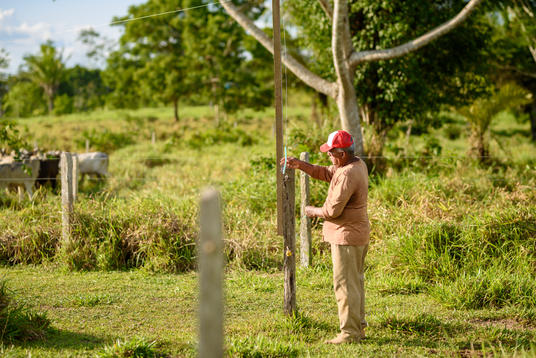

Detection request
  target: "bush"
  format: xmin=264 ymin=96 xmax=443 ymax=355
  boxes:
xmin=187 ymin=124 xmax=257 ymax=148
xmin=53 ymin=94 xmax=74 ymax=115
xmin=76 ymin=128 xmax=135 ymax=153
xmin=0 ymin=280 xmax=50 ymax=343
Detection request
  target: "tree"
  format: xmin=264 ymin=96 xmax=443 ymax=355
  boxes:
xmin=219 ymin=0 xmax=485 ymax=157
xmin=110 ymin=0 xmax=272 ymax=122
xmin=2 ymin=80 xmax=45 ymax=118
xmin=490 ymin=0 xmax=536 ymax=141
xmin=58 ymin=65 xmax=106 ymax=112
xmin=23 ymin=41 xmax=66 ymax=114
xmin=0 ymin=48 xmax=9 ymax=117
xmin=181 ymin=0 xmax=272 ymax=122
xmin=114 ymin=0 xmax=192 ymax=121
xmin=456 ymin=83 xmax=532 ymax=161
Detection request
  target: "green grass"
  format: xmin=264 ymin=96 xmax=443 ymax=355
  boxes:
xmin=0 ymin=104 xmax=535 ymax=356
xmin=0 ymin=266 xmax=535 ymax=357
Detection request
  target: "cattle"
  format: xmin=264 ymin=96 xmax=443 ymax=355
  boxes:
xmin=36 ymin=156 xmax=60 ymax=190
xmin=76 ymin=152 xmax=109 ymax=183
xmin=0 ymin=159 xmax=40 ymax=201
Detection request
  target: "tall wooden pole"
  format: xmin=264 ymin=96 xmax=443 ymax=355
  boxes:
xmin=273 ymin=0 xmax=284 ymax=236
xmin=283 ymin=169 xmax=296 ymax=316
xmin=300 ymin=152 xmax=312 ymax=267
xmin=199 ymin=188 xmax=224 ymax=358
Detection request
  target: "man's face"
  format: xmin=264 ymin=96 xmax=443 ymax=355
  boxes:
xmin=328 ymin=149 xmax=345 ymax=166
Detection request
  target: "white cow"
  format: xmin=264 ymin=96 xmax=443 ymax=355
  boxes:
xmin=76 ymin=152 xmax=109 ymax=183
xmin=0 ymin=159 xmax=40 ymax=201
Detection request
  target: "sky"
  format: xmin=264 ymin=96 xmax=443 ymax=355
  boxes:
xmin=0 ymin=0 xmax=146 ymax=74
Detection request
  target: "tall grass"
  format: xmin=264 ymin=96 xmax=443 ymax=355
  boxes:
xmin=2 ymin=105 xmax=535 ymax=315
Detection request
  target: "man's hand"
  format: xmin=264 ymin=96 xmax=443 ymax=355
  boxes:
xmin=305 ymin=205 xmax=322 ymax=218
xmin=280 ymin=156 xmax=301 ymax=170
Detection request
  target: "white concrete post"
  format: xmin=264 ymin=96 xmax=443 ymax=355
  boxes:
xmin=199 ymin=188 xmax=224 ymax=358
xmin=61 ymin=152 xmax=74 ymax=246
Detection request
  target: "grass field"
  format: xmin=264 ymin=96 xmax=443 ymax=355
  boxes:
xmin=1 ymin=104 xmax=535 ymax=357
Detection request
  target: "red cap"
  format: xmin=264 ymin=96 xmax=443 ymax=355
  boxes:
xmin=320 ymin=130 xmax=354 ymax=152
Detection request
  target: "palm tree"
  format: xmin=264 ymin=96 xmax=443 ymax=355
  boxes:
xmin=23 ymin=41 xmax=65 ymax=114
xmin=456 ymin=83 xmax=532 ymax=161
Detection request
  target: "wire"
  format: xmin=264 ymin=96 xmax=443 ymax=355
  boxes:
xmin=61 ymin=0 xmax=236 ymax=33
xmin=282 ymin=0 xmax=289 ymax=150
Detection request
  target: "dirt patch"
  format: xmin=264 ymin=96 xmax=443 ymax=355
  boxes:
xmin=470 ymin=318 xmax=530 ymax=331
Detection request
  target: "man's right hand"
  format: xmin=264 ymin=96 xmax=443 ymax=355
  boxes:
xmin=280 ymin=156 xmax=301 ymax=170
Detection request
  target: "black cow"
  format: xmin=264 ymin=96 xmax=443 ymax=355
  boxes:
xmin=36 ymin=158 xmax=60 ymax=190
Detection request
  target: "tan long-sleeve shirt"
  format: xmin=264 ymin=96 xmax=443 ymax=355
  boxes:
xmin=310 ymin=157 xmax=370 ymax=246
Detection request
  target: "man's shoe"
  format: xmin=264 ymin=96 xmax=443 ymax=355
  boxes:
xmin=324 ymin=334 xmax=360 ymax=345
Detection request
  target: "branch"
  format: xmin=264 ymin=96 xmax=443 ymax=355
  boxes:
xmin=219 ymin=0 xmax=337 ymax=98
xmin=317 ymin=0 xmax=333 ymax=21
xmin=497 ymin=64 xmax=536 ymax=79
xmin=349 ymin=0 xmax=484 ymax=69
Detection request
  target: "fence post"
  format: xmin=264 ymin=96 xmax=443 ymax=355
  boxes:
xmin=283 ymin=169 xmax=296 ymax=316
xmin=151 ymin=131 xmax=156 ymax=145
xmin=61 ymin=152 xmax=74 ymax=246
xmin=299 ymin=152 xmax=312 ymax=267
xmin=85 ymin=139 xmax=90 ymax=153
xmin=199 ymin=188 xmax=224 ymax=358
xmin=72 ymin=155 xmax=79 ymax=203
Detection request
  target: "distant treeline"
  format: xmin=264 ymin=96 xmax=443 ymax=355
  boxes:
xmin=0 ymin=0 xmax=534 ymax=145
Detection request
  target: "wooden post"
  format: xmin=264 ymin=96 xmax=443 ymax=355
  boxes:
xmin=151 ymin=131 xmax=156 ymax=145
xmin=273 ymin=0 xmax=284 ymax=236
xmin=61 ymin=152 xmax=74 ymax=246
xmin=85 ymin=139 xmax=90 ymax=153
xmin=72 ymin=155 xmax=79 ymax=203
xmin=199 ymin=188 xmax=224 ymax=358
xmin=300 ymin=152 xmax=312 ymax=267
xmin=283 ymin=169 xmax=296 ymax=316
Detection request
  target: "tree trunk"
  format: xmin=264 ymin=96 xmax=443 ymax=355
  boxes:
xmin=469 ymin=127 xmax=488 ymax=162
xmin=333 ymin=0 xmax=364 ymax=157
xmin=529 ymin=102 xmax=536 ymax=142
xmin=336 ymin=86 xmax=363 ymax=156
xmin=44 ymin=86 xmax=54 ymax=114
xmin=173 ymin=98 xmax=180 ymax=122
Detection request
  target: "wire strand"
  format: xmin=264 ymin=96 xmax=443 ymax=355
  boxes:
xmin=62 ymin=0 xmax=235 ymax=33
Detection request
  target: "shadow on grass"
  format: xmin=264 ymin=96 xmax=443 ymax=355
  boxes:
xmin=369 ymin=313 xmax=470 ymax=349
xmin=491 ymin=128 xmax=531 ymax=138
xmin=20 ymin=328 xmax=108 ymax=351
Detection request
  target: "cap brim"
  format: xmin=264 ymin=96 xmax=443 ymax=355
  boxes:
xmin=320 ymin=143 xmax=331 ymax=152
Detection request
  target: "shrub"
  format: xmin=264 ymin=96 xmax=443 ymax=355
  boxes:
xmin=76 ymin=129 xmax=135 ymax=153
xmin=187 ymin=125 xmax=257 ymax=148
xmin=53 ymin=94 xmax=74 ymax=115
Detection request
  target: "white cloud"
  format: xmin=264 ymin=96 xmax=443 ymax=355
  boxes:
xmin=15 ymin=22 xmax=52 ymax=40
xmin=0 ymin=8 xmax=15 ymax=21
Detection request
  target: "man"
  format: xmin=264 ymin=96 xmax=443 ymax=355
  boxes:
xmin=282 ymin=130 xmax=370 ymax=344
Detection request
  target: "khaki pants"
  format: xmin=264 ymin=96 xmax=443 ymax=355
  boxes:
xmin=331 ymin=243 xmax=368 ymax=338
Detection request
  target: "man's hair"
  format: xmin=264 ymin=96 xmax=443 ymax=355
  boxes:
xmin=333 ymin=143 xmax=355 ymax=156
